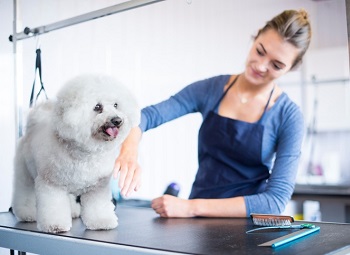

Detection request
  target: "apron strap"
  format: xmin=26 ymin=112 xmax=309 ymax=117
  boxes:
xmin=213 ymin=75 xmax=240 ymax=110
xmin=212 ymin=74 xmax=275 ymax=122
xmin=258 ymin=84 xmax=275 ymax=123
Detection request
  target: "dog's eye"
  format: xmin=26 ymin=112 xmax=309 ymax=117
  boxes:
xmin=114 ymin=103 xmax=118 ymax=109
xmin=94 ymin=103 xmax=103 ymax=113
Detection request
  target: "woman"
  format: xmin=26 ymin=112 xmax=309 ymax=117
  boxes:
xmin=114 ymin=9 xmax=312 ymax=218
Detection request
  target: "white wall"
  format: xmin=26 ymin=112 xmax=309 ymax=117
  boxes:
xmin=0 ymin=0 xmax=348 ymax=210
xmin=0 ymin=0 xmax=16 ymax=212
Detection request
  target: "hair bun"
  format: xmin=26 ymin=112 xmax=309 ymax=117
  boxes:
xmin=299 ymin=8 xmax=309 ymax=20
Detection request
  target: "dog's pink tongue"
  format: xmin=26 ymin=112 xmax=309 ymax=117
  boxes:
xmin=106 ymin=127 xmax=119 ymax=138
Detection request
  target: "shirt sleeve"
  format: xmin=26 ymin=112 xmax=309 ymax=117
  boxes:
xmin=244 ymin=104 xmax=305 ymax=216
xmin=139 ymin=75 xmax=226 ymax=132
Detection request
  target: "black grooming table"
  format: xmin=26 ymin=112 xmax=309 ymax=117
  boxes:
xmin=0 ymin=205 xmax=350 ymax=255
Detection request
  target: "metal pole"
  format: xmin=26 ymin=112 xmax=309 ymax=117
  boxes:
xmin=346 ymin=0 xmax=350 ymax=72
xmin=9 ymin=0 xmax=165 ymax=42
xmin=13 ymin=0 xmax=23 ymax=141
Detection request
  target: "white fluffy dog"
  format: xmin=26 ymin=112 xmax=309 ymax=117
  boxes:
xmin=11 ymin=74 xmax=140 ymax=233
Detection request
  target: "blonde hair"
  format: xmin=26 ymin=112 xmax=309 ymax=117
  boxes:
xmin=256 ymin=9 xmax=312 ymax=69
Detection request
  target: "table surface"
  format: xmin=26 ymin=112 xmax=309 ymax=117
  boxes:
xmin=294 ymin=184 xmax=350 ymax=196
xmin=1 ymin=205 xmax=350 ymax=255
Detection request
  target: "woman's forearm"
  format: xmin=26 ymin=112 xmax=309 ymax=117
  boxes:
xmin=190 ymin=196 xmax=247 ymax=217
xmin=119 ymin=126 xmax=142 ymax=157
xmin=152 ymin=195 xmax=247 ymax=218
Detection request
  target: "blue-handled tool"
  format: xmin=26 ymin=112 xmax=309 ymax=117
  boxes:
xmin=246 ymin=223 xmax=316 ymax=233
xmin=258 ymin=226 xmax=320 ymax=248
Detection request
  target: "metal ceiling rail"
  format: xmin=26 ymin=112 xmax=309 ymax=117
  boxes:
xmin=9 ymin=0 xmax=166 ymax=42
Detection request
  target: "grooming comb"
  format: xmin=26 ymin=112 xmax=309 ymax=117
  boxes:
xmin=247 ymin=213 xmax=316 ymax=234
xmin=250 ymin=213 xmax=294 ymax=226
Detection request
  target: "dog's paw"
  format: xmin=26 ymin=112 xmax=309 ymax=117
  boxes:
xmin=12 ymin=206 xmax=37 ymax=222
xmin=37 ymin=218 xmax=72 ymax=233
xmin=37 ymin=223 xmax=72 ymax=233
xmin=83 ymin=212 xmax=118 ymax=230
xmin=37 ymin=212 xmax=72 ymax=233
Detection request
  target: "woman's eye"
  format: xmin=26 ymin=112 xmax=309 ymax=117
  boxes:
xmin=272 ymin=63 xmax=283 ymax=71
xmin=94 ymin=103 xmax=103 ymax=112
xmin=114 ymin=103 xmax=118 ymax=109
xmin=256 ymin=48 xmax=264 ymax=56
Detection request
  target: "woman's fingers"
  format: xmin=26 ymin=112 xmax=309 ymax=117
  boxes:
xmin=116 ymin=160 xmax=142 ymax=197
xmin=121 ymin=163 xmax=142 ymax=196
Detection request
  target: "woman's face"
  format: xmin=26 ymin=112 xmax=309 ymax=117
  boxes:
xmin=244 ymin=28 xmax=300 ymax=86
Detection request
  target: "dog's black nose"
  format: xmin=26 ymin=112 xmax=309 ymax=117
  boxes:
xmin=111 ymin=117 xmax=123 ymax=127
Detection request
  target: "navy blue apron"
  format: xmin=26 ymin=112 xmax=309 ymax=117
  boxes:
xmin=189 ymin=76 xmax=274 ymax=199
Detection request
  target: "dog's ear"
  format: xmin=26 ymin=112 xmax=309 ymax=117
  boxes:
xmin=114 ymin=84 xmax=141 ymax=128
xmin=116 ymin=100 xmax=140 ymax=129
xmin=53 ymin=99 xmax=82 ymax=134
xmin=61 ymin=107 xmax=81 ymax=127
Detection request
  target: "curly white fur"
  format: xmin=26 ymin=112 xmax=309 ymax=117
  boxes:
xmin=11 ymin=74 xmax=140 ymax=233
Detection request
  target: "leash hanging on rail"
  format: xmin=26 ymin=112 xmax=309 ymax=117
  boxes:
xmin=29 ymin=45 xmax=48 ymax=107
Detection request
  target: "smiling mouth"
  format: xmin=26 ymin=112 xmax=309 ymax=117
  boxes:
xmin=250 ymin=66 xmax=266 ymax=78
xmin=96 ymin=117 xmax=124 ymax=141
xmin=103 ymin=126 xmax=119 ymax=138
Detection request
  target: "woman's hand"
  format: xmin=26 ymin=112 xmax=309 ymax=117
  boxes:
xmin=113 ymin=127 xmax=142 ymax=197
xmin=151 ymin=195 xmax=195 ymax=218
xmin=152 ymin=196 xmax=247 ymax=218
xmin=113 ymin=151 xmax=141 ymax=197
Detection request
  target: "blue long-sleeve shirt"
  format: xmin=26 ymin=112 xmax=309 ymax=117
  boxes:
xmin=140 ymin=75 xmax=304 ymax=216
